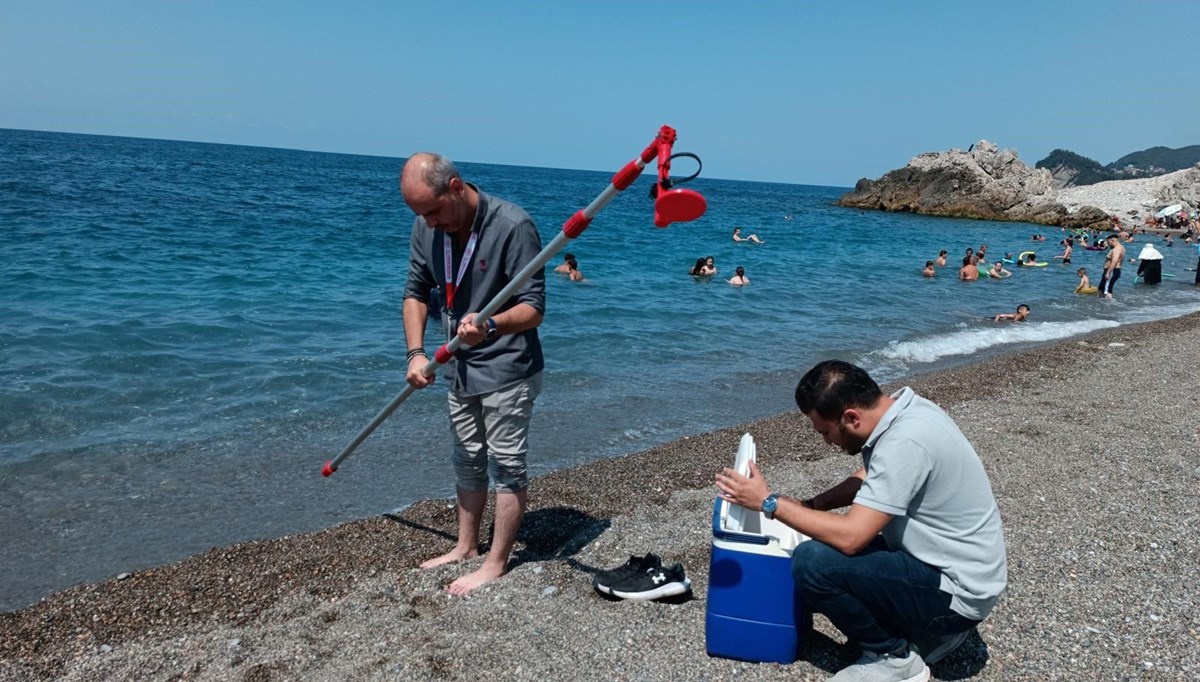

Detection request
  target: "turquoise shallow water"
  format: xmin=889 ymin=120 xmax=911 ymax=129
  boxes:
xmin=3 ymin=128 xmax=1199 ymax=609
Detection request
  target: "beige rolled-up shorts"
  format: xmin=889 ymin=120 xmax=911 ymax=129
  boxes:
xmin=447 ymin=372 xmax=543 ymax=493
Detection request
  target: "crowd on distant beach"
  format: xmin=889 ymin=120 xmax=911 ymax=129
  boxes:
xmin=923 ymin=210 xmax=1200 ymax=314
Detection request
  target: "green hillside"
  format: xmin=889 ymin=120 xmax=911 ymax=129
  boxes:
xmin=1035 ymin=144 xmax=1200 ymax=187
xmin=1110 ymin=145 xmax=1200 ymax=173
xmin=1035 ymin=149 xmax=1119 ymax=185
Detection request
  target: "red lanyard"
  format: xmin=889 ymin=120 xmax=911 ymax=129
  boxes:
xmin=442 ymin=231 xmax=478 ymax=310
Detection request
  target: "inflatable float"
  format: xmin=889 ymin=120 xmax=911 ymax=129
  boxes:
xmin=1017 ymin=251 xmax=1048 ymax=267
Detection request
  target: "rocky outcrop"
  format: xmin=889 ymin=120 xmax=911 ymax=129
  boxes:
xmin=837 ymin=140 xmax=1113 ymax=229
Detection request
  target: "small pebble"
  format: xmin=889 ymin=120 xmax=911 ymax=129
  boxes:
xmin=541 ymin=586 xmax=557 ymax=598
xmin=116 ymin=573 xmax=130 ymax=581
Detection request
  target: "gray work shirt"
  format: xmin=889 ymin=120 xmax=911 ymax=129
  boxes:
xmin=855 ymin=387 xmax=1008 ymax=621
xmin=403 ymin=186 xmax=545 ymax=396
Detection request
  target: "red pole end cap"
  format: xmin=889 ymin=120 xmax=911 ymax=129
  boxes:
xmin=322 ymin=461 xmax=336 ymax=477
xmin=653 ymin=188 xmax=707 ymax=228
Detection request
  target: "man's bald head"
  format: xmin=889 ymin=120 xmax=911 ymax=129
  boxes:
xmin=401 ymin=153 xmax=460 ymax=197
xmin=399 ymin=152 xmax=477 ymax=234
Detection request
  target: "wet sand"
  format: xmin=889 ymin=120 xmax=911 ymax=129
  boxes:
xmin=3 ymin=314 xmax=1199 ymax=681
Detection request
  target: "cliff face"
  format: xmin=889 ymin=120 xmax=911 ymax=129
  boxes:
xmin=837 ymin=140 xmax=1110 ymax=228
xmin=1159 ymin=165 xmax=1200 ymax=208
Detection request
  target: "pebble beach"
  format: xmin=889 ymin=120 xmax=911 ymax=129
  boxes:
xmin=3 ymin=313 xmax=1200 ymax=681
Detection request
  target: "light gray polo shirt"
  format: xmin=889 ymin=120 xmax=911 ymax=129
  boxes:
xmin=855 ymin=387 xmax=1008 ymax=620
xmin=403 ymin=187 xmax=545 ymax=397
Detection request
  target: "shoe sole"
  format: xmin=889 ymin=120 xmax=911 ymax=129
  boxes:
xmin=593 ymin=574 xmax=648 ymax=595
xmin=609 ymin=578 xmax=691 ymax=601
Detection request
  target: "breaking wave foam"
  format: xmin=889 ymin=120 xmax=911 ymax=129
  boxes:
xmin=870 ymin=319 xmax=1121 ymax=365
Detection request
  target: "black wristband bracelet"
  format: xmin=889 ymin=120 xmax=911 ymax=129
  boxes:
xmin=406 ymin=348 xmax=427 ymax=360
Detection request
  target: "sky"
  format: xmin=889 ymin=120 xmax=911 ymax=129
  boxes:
xmin=2 ymin=1 xmax=1198 ymax=186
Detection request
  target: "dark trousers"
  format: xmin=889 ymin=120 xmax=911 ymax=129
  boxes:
xmin=792 ymin=537 xmax=978 ymax=654
xmin=1099 ymin=268 xmax=1121 ymax=295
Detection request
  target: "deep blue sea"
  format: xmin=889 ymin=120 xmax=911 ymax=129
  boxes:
xmin=4 ymin=128 xmax=1200 ymax=610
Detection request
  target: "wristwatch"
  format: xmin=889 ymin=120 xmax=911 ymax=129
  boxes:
xmin=761 ymin=493 xmax=779 ymax=520
xmin=485 ymin=317 xmax=498 ymax=340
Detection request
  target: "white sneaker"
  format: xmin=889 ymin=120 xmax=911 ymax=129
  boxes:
xmin=828 ymin=649 xmax=930 ymax=682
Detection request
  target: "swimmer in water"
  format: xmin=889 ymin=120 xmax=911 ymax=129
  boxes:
xmin=565 ymin=255 xmax=584 ymax=282
xmin=989 ymin=261 xmax=1012 ymax=278
xmin=732 ymin=227 xmax=764 ymax=244
xmin=936 ymin=250 xmax=948 ymax=267
xmin=728 ymin=266 xmax=749 ymax=286
xmin=993 ymin=304 xmax=1030 ymax=322
xmin=922 ymin=260 xmax=936 ymax=277
xmin=959 ymin=256 xmax=978 ymax=281
xmin=554 ymin=253 xmax=575 ymax=274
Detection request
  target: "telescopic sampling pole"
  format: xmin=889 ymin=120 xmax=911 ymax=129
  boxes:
xmin=323 ymin=125 xmax=706 ymax=477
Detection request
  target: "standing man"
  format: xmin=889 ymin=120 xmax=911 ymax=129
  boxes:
xmin=716 ymin=361 xmax=1007 ymax=682
xmin=400 ymin=153 xmax=546 ymax=596
xmin=1101 ymin=233 xmax=1125 ymax=299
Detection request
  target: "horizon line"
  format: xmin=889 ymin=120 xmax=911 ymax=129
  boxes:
xmin=0 ymin=126 xmax=853 ymax=190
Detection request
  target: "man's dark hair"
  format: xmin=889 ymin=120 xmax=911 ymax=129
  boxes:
xmin=794 ymin=360 xmax=883 ymax=420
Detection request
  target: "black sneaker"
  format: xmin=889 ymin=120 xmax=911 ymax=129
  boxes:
xmin=593 ymin=553 xmax=662 ymax=595
xmin=913 ymin=628 xmax=970 ymax=665
xmin=608 ymin=562 xmax=691 ymax=601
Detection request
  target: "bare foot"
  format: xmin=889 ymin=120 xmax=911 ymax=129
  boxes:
xmin=445 ymin=563 xmax=506 ymax=596
xmin=419 ymin=547 xmax=478 ymax=570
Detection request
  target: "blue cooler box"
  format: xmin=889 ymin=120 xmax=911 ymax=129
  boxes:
xmin=705 ymin=497 xmax=810 ymax=663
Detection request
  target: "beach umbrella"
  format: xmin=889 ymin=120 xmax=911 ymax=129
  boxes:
xmin=322 ymin=126 xmax=708 ymax=477
xmin=1156 ymin=204 xmax=1183 ymax=218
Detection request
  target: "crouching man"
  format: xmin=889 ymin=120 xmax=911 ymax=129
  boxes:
xmin=716 ymin=360 xmax=1006 ymax=682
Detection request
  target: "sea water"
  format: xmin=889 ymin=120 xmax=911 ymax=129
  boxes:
xmin=3 ymin=128 xmax=1199 ymax=610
